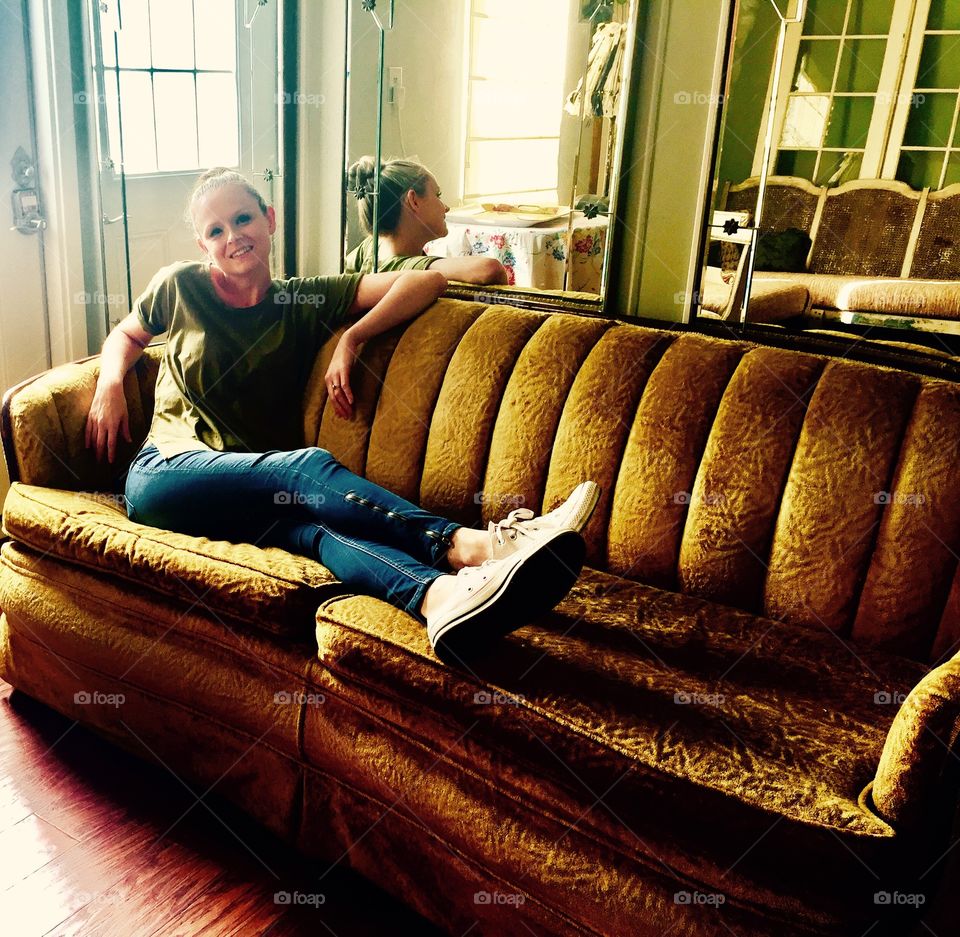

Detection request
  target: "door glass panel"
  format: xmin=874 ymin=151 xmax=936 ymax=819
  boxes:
xmin=117 ymin=70 xmax=156 ymax=172
xmin=805 ymin=0 xmax=847 ymax=35
xmin=945 ymin=152 xmax=960 ymax=185
xmin=815 ymin=149 xmax=862 ymax=185
xmin=115 ymin=0 xmax=150 ymax=68
xmin=836 ymin=38 xmax=885 ymax=92
xmin=792 ymin=39 xmax=840 ymax=91
xmin=780 ymin=95 xmax=830 ymax=147
xmin=775 ymin=149 xmax=817 ymax=179
xmin=824 ymin=95 xmax=872 ymax=146
xmin=897 ymin=150 xmax=945 ymax=188
xmin=927 ymin=0 xmax=960 ymax=31
xmin=197 ymin=72 xmax=239 ymax=166
xmin=154 ymin=73 xmax=198 ymax=170
xmin=848 ymin=0 xmax=894 ymax=35
xmin=903 ymin=92 xmax=956 ymax=146
xmin=916 ymin=35 xmax=960 ymax=89
xmin=194 ymin=0 xmax=236 ymax=70
xmin=149 ymin=0 xmax=195 ymax=69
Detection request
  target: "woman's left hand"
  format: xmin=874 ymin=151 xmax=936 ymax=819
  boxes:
xmin=325 ymin=331 xmax=361 ymax=418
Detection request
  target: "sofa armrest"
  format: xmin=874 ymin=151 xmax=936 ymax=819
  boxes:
xmin=1 ymin=347 xmax=162 ymax=491
xmin=873 ymin=654 xmax=960 ymax=828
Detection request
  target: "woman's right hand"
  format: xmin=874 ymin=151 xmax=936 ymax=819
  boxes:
xmin=85 ymin=380 xmax=132 ymax=464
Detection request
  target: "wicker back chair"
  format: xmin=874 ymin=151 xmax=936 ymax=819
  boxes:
xmin=909 ymin=183 xmax=960 ymax=280
xmin=724 ymin=176 xmax=822 ymax=236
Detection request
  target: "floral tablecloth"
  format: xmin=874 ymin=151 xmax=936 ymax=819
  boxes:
xmin=426 ymin=213 xmax=608 ymax=294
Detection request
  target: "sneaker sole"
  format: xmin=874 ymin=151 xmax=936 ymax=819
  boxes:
xmin=562 ymin=480 xmax=601 ymax=533
xmin=431 ymin=529 xmax=585 ymax=663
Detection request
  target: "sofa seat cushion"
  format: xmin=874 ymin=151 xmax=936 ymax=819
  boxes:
xmin=700 ymin=267 xmax=809 ymax=322
xmin=753 ymin=271 xmax=960 ymax=319
xmin=309 ymin=568 xmax=931 ymax=930
xmin=1 ymin=483 xmax=339 ymax=637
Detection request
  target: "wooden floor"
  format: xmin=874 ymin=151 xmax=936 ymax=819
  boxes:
xmin=0 ymin=679 xmax=443 ymax=937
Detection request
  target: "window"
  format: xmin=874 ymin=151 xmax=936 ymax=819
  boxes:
xmin=764 ymin=0 xmax=960 ymax=189
xmin=99 ymin=0 xmax=239 ymax=174
xmin=462 ymin=0 xmax=573 ymax=203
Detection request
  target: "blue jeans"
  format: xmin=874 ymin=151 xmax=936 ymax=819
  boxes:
xmin=124 ymin=443 xmax=461 ymax=620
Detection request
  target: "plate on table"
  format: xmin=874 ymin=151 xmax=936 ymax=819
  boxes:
xmin=445 ymin=204 xmax=573 ymax=228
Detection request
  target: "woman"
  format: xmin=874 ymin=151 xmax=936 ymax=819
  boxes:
xmin=85 ymin=168 xmax=597 ymax=662
xmin=344 ymin=156 xmax=508 ymax=286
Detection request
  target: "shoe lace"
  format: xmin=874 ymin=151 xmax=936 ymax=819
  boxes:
xmin=488 ymin=508 xmax=537 ymax=547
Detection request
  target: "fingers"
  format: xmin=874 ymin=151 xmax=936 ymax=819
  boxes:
xmin=326 ymin=378 xmax=354 ymax=420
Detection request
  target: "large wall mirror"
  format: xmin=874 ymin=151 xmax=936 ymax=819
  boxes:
xmin=341 ymin=0 xmax=637 ymax=310
xmin=694 ymin=0 xmax=960 ymax=355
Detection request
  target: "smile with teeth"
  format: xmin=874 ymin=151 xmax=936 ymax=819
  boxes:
xmin=231 ymin=245 xmax=253 ymax=258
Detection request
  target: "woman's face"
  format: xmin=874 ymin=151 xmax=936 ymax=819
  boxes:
xmin=193 ymin=183 xmax=276 ymax=276
xmin=410 ymin=176 xmax=449 ymax=240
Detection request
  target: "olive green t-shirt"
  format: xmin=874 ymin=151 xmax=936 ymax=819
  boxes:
xmin=344 ymin=236 xmax=440 ymax=273
xmin=135 ymin=261 xmax=362 ymax=458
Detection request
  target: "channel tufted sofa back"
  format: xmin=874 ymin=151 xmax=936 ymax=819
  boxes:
xmin=6 ymin=298 xmax=960 ymax=665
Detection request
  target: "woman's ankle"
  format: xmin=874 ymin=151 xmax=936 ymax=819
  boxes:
xmin=446 ymin=527 xmax=490 ymax=569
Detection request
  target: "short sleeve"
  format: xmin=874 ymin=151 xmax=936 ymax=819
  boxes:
xmin=134 ymin=264 xmax=177 ymax=335
xmin=282 ymin=274 xmax=363 ymax=334
xmin=382 ymin=254 xmax=439 ymax=271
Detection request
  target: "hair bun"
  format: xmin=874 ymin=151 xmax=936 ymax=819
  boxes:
xmin=347 ymin=156 xmax=380 ymax=197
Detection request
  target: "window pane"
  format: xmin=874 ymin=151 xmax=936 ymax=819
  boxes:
xmin=197 ymin=73 xmax=239 ymax=167
xmin=897 ymin=150 xmax=946 ymax=188
xmin=916 ymin=35 xmax=960 ymax=89
xmin=792 ymin=40 xmax=840 ymax=92
xmin=927 ymin=0 xmax=960 ymax=31
xmin=102 ymin=70 xmax=122 ymax=167
xmin=815 ymin=150 xmax=862 ymax=186
xmin=115 ymin=0 xmax=151 ymax=69
xmin=780 ymin=95 xmax=830 ymax=147
xmin=944 ymin=153 xmax=960 ymax=187
xmin=468 ymin=80 xmax=564 ymax=138
xmin=464 ymin=139 xmax=560 ymax=198
xmin=848 ymin=0 xmax=894 ymax=35
xmin=804 ymin=0 xmax=846 ymax=35
xmin=195 ymin=0 xmax=236 ymax=70
xmin=836 ymin=39 xmax=885 ymax=93
xmin=903 ymin=92 xmax=956 ymax=146
xmin=150 ymin=0 xmax=195 ymax=69
xmin=117 ymin=70 xmax=156 ymax=172
xmin=824 ymin=95 xmax=873 ymax=147
xmin=775 ymin=150 xmax=817 ymax=180
xmin=154 ymin=73 xmax=198 ymax=170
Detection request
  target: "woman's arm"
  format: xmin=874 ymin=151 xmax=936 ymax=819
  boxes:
xmin=326 ymin=269 xmax=447 ymax=418
xmin=429 ymin=256 xmax=508 ymax=285
xmin=85 ymin=312 xmax=156 ymax=463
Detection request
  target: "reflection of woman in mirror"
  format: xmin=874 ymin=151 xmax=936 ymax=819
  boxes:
xmin=85 ymin=167 xmax=594 ymax=661
xmin=345 ymin=156 xmax=508 ymax=285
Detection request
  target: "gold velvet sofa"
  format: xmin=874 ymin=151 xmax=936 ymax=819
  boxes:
xmin=3 ymin=297 xmax=960 ymax=936
xmin=723 ymin=176 xmax=960 ymax=332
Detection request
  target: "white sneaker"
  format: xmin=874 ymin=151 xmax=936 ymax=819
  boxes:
xmin=427 ymin=528 xmax=585 ymax=662
xmin=489 ymin=481 xmax=601 ymax=560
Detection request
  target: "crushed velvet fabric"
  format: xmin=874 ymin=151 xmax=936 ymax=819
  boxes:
xmin=1 ymin=485 xmax=340 ymax=637
xmin=5 ymin=298 xmax=960 ymax=935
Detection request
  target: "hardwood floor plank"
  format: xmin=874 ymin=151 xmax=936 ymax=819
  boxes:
xmin=0 ymin=813 xmax=78 ymax=892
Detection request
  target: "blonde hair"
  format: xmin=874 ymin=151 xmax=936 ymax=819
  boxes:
xmin=186 ymin=167 xmax=268 ymax=230
xmin=347 ymin=156 xmax=432 ymax=235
